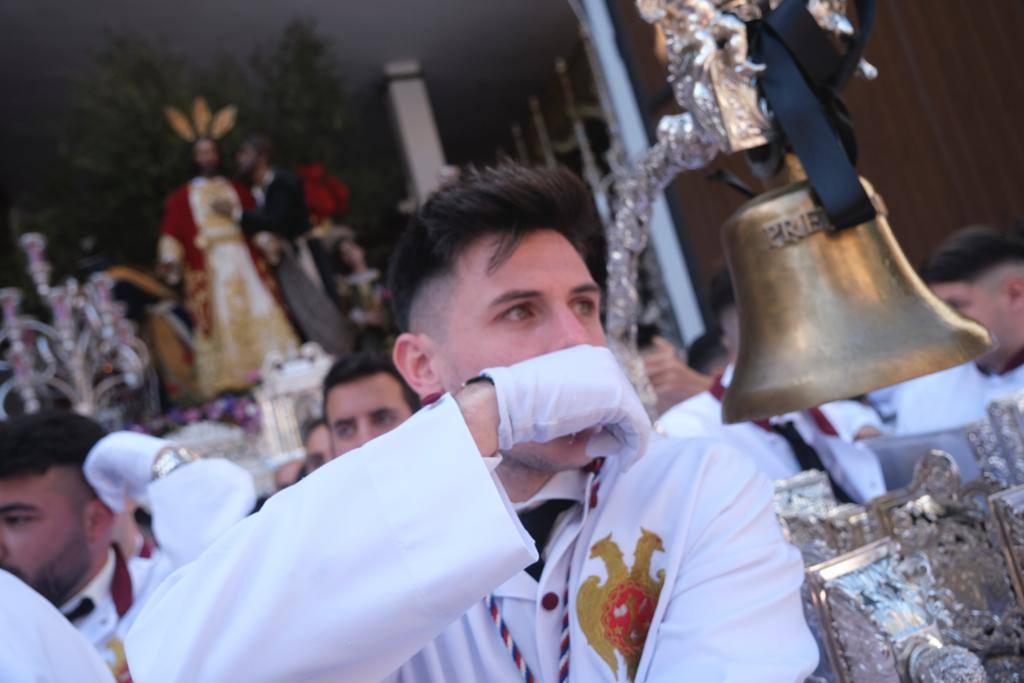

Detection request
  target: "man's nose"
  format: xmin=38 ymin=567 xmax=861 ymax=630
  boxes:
xmin=357 ymin=423 xmax=384 ymax=450
xmin=548 ymin=305 xmax=599 ymax=351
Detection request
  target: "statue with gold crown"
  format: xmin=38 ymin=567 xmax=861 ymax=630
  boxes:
xmin=158 ymin=98 xmax=298 ymax=399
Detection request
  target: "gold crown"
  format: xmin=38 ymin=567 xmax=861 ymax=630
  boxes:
xmin=164 ymin=97 xmax=237 ymax=142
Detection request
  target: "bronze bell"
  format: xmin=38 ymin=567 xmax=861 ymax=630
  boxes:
xmin=721 ymin=177 xmax=991 ymax=424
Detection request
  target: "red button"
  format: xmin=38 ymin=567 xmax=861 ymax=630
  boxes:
xmin=541 ymin=592 xmax=560 ymax=610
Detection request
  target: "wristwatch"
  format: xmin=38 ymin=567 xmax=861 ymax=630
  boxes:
xmin=151 ymin=445 xmax=200 ymax=480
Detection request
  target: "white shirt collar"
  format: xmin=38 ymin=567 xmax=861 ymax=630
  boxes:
xmin=720 ymin=363 xmax=735 ymax=388
xmin=60 ymin=548 xmax=115 ymax=617
xmin=512 ymin=469 xmax=587 ymax=514
xmin=258 ymin=169 xmax=276 ymax=191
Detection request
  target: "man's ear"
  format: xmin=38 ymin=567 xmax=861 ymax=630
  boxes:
xmin=393 ymin=332 xmax=445 ymax=399
xmin=83 ymin=497 xmax=115 ymax=546
xmin=1003 ymin=271 xmax=1024 ymax=310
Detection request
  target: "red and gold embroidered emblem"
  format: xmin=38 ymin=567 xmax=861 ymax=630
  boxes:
xmin=576 ymin=529 xmax=665 ymax=680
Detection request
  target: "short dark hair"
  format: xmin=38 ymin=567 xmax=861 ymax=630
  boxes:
xmin=387 ymin=164 xmax=607 ymax=332
xmin=0 ymin=412 xmax=107 ymax=479
xmin=708 ymin=265 xmax=736 ymax=321
xmin=920 ymin=226 xmax=1024 ymax=284
xmin=687 ymin=329 xmax=728 ymax=375
xmin=322 ymin=351 xmax=419 ymax=413
xmin=241 ymin=134 xmax=273 ymax=160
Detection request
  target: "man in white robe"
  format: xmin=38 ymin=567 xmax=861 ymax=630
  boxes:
xmin=0 ymin=412 xmax=255 ymax=681
xmin=126 ymin=164 xmax=816 ymax=682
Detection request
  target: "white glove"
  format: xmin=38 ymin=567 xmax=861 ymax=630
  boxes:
xmin=482 ymin=345 xmax=651 ymax=468
xmin=84 ymin=432 xmax=169 ymax=511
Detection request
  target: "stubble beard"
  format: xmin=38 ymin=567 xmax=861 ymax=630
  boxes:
xmin=2 ymin=529 xmax=92 ymax=607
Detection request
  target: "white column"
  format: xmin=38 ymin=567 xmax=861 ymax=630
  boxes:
xmin=577 ymin=0 xmax=706 ymax=343
xmin=384 ymin=61 xmax=447 ymax=204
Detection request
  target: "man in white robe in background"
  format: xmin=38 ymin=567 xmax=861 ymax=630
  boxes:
xmin=0 ymin=411 xmax=255 ymax=681
xmin=882 ymin=226 xmax=1024 ymax=434
xmin=659 ymin=268 xmax=886 ymax=503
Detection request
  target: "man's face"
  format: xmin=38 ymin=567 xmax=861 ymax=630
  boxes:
xmin=719 ymin=305 xmax=740 ymax=364
xmin=931 ymin=280 xmax=1001 ymax=336
xmin=930 ymin=266 xmax=1024 ymax=367
xmin=325 ymin=373 xmax=414 ymax=459
xmin=192 ymin=139 xmax=219 ymax=177
xmin=303 ymin=423 xmax=333 ymax=472
xmin=0 ymin=468 xmax=100 ymax=606
xmin=236 ymin=144 xmax=260 ymax=178
xmin=403 ymin=230 xmax=606 ymax=470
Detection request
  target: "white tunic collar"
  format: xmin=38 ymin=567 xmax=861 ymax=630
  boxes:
xmin=60 ymin=548 xmax=114 ymax=618
xmin=512 ymin=469 xmax=587 ymax=514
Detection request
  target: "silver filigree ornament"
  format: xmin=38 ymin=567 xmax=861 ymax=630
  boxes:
xmin=808 ymin=539 xmax=989 ymax=682
xmin=872 ymin=451 xmax=1024 ymax=662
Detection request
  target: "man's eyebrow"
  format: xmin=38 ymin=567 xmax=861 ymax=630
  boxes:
xmin=331 ymin=417 xmax=356 ymax=428
xmin=571 ymin=283 xmax=601 ymax=296
xmin=0 ymin=502 xmax=37 ymax=515
xmin=488 ymin=289 xmax=542 ymax=308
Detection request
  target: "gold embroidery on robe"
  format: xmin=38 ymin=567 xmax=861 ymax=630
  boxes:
xmin=185 ymin=178 xmax=297 ymax=397
xmin=103 ymin=637 xmax=132 ymax=682
xmin=576 ymin=529 xmax=666 ymax=680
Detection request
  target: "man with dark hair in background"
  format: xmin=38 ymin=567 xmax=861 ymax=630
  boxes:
xmin=298 ymin=417 xmax=332 ymax=474
xmin=882 ymin=226 xmax=1024 ymax=434
xmin=0 ymin=411 xmax=254 ymax=680
xmin=312 ymin=351 xmax=419 ymax=471
xmin=126 ymin=164 xmax=815 ymax=682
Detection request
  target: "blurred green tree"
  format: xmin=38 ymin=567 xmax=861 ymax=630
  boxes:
xmin=8 ymin=21 xmax=403 ymax=287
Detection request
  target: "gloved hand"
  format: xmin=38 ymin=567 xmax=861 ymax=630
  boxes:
xmin=481 ymin=345 xmax=651 ymax=468
xmin=84 ymin=432 xmax=170 ymax=511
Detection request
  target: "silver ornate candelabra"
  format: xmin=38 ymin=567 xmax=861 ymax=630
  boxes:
xmin=0 ymin=233 xmax=156 ymax=423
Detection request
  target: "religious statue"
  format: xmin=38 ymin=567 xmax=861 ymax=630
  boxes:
xmin=159 ymin=98 xmax=298 ymax=398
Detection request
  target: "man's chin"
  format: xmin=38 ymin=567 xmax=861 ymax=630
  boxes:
xmin=504 ymin=432 xmax=596 ymax=472
xmin=0 ymin=564 xmax=26 ymax=584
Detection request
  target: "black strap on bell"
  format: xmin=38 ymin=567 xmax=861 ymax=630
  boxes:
xmin=751 ymin=0 xmax=877 ymax=230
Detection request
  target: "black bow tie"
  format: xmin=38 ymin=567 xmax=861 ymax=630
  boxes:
xmin=772 ymin=421 xmax=854 ymax=504
xmin=518 ymin=499 xmax=577 ymax=581
xmin=64 ymin=597 xmax=95 ymax=623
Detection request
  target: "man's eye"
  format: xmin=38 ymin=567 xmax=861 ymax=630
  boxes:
xmin=371 ymin=410 xmax=397 ymax=426
xmin=574 ymin=299 xmax=598 ymax=317
xmin=4 ymin=515 xmax=33 ymax=527
xmin=335 ymin=425 xmax=355 ymax=439
xmin=502 ymin=304 xmax=534 ymax=322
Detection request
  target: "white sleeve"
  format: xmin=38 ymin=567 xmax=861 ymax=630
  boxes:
xmin=656 ymin=404 xmax=712 ymax=439
xmin=819 ymin=399 xmax=885 ymax=442
xmin=147 ymin=457 xmax=257 ymax=567
xmin=644 ymin=448 xmax=818 ymax=682
xmin=0 ymin=571 xmax=114 ymax=683
xmin=125 ymin=395 xmax=537 ymax=683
